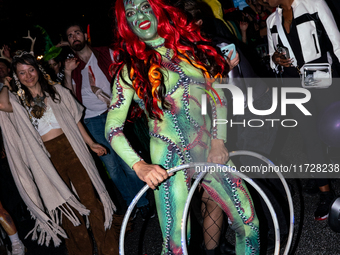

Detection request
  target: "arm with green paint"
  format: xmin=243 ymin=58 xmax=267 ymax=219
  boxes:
xmin=207 ymin=82 xmax=229 ymax=164
xmin=105 ymin=67 xmax=170 ymax=189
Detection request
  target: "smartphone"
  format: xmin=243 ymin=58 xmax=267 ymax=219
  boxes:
xmin=277 ymin=45 xmax=290 ymax=59
xmin=220 ymin=44 xmax=237 ymax=60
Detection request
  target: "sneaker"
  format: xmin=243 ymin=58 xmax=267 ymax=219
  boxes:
xmin=314 ymin=191 xmax=335 ymax=221
xmin=138 ymin=204 xmax=156 ymax=221
xmin=11 ymin=241 xmax=25 ymax=255
xmin=130 ymin=207 xmax=139 ymax=220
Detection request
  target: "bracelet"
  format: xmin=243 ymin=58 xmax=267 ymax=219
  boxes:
xmin=2 ymin=85 xmax=10 ymax=90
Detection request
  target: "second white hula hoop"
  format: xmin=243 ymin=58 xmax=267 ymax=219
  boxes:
xmin=119 ymin=150 xmax=294 ymax=255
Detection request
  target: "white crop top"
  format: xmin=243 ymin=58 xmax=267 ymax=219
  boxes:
xmin=31 ymin=106 xmax=61 ymax=136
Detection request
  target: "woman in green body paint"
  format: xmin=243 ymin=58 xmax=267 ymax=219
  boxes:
xmin=106 ymin=0 xmax=260 ymax=254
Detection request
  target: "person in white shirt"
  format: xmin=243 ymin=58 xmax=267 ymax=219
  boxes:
xmin=64 ymin=22 xmax=153 ymax=219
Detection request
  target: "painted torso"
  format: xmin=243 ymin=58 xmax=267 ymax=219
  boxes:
xmin=105 ymin=37 xmax=259 ymax=255
xmin=106 ymin=37 xmax=227 ymax=169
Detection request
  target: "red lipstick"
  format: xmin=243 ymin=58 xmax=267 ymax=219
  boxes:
xmin=139 ymin=20 xmax=151 ymax=30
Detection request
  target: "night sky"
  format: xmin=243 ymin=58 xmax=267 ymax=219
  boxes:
xmin=0 ymin=0 xmax=115 ymax=56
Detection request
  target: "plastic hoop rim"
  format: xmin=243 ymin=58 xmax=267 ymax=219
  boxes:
xmin=118 ymin=150 xmax=294 ymax=255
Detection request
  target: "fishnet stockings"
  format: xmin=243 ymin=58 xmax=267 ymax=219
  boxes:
xmin=201 ymin=190 xmax=223 ymax=250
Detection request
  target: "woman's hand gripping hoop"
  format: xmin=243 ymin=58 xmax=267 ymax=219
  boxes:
xmin=119 ymin=151 xmax=294 ymax=255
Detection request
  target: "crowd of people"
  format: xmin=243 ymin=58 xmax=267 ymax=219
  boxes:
xmin=0 ymin=0 xmax=339 ymax=254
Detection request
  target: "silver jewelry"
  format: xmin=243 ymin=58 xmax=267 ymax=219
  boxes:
xmin=32 ymin=94 xmax=46 ymax=108
xmin=13 ymin=73 xmax=26 ymax=101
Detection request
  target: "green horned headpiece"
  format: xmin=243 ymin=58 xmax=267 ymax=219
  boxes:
xmin=35 ymin=25 xmax=62 ymax=61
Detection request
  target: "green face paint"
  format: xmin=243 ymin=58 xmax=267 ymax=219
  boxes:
xmin=124 ymin=0 xmax=159 ymax=41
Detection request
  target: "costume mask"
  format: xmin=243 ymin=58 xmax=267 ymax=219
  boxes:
xmin=124 ymin=0 xmax=159 ymax=41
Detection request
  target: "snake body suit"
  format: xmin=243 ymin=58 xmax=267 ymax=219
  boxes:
xmin=105 ymin=37 xmax=260 ymax=254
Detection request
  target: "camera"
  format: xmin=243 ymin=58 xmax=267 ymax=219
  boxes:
xmin=277 ymin=45 xmax=290 ymax=59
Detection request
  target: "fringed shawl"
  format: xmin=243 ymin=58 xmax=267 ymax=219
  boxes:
xmin=0 ymin=84 xmax=116 ymax=246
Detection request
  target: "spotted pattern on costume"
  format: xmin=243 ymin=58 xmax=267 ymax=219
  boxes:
xmin=108 ymin=124 xmax=125 ymax=143
xmin=109 ymin=76 xmax=125 ymax=110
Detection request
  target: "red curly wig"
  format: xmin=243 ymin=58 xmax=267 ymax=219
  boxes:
xmin=110 ymin=0 xmax=229 ymax=120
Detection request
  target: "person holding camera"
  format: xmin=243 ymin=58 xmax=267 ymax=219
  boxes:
xmin=266 ymin=0 xmax=340 ymax=221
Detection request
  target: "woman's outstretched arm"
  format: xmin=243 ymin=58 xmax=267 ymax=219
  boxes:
xmin=0 ymin=77 xmax=13 ymax=112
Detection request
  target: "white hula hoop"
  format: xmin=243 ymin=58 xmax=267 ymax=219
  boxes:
xmin=119 ymin=163 xmax=191 ymax=255
xmin=181 ymin=163 xmax=279 ymax=255
xmin=119 ymin=151 xmax=294 ymax=255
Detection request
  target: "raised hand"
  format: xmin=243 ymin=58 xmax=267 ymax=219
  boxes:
xmin=65 ymin=58 xmax=79 ymax=72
